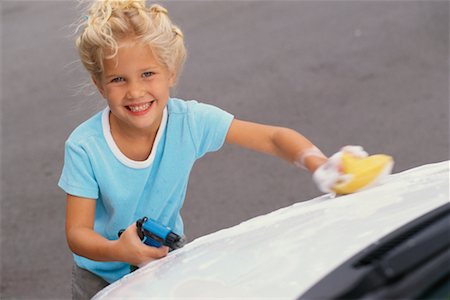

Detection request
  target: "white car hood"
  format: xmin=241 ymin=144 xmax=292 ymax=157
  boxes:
xmin=94 ymin=161 xmax=449 ymax=299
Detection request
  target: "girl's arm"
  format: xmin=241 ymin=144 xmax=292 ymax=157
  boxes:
xmin=65 ymin=194 xmax=168 ymax=266
xmin=225 ymin=119 xmax=327 ymax=172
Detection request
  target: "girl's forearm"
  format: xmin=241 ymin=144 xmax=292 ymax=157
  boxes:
xmin=271 ymin=127 xmax=327 ymax=172
xmin=67 ymin=227 xmax=120 ymax=262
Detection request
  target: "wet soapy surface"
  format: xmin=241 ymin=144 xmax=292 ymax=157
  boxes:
xmin=94 ymin=161 xmax=449 ymax=299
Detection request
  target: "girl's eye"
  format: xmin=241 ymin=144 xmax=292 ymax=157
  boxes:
xmin=142 ymin=71 xmax=154 ymax=78
xmin=111 ymin=77 xmax=125 ymax=83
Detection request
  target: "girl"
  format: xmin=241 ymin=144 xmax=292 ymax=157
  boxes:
xmin=59 ymin=1 xmax=372 ymax=299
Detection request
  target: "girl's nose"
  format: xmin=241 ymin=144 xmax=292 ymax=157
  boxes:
xmin=126 ymin=80 xmax=146 ymax=99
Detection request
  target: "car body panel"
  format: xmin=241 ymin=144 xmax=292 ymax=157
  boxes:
xmin=93 ymin=161 xmax=449 ymax=299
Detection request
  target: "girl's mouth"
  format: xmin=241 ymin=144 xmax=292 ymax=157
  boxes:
xmin=126 ymin=100 xmax=155 ymax=115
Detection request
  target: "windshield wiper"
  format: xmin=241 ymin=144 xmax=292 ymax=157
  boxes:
xmin=300 ymin=202 xmax=450 ymax=299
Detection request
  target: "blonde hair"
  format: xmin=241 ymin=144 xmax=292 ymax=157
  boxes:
xmin=75 ymin=0 xmax=186 ymax=82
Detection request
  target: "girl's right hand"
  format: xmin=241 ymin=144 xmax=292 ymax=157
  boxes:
xmin=114 ymin=223 xmax=169 ymax=267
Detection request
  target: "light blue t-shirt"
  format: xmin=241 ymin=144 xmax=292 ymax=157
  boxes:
xmin=58 ymin=98 xmax=234 ymax=283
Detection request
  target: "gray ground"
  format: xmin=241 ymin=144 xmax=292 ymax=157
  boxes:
xmin=1 ymin=1 xmax=448 ymax=299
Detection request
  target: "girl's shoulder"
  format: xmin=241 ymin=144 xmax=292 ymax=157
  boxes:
xmin=168 ymin=98 xmax=218 ymax=116
xmin=168 ymin=97 xmax=199 ymax=115
xmin=65 ymin=109 xmax=105 ymax=146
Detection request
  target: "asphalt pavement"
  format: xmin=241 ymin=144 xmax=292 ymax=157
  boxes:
xmin=1 ymin=1 xmax=449 ymax=299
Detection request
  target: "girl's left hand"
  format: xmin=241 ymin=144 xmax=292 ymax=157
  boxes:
xmin=313 ymin=145 xmax=368 ymax=193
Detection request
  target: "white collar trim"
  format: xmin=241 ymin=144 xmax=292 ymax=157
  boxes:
xmin=101 ymin=107 xmax=167 ymax=169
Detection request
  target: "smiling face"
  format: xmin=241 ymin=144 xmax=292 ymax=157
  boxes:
xmin=93 ymin=39 xmax=175 ymax=137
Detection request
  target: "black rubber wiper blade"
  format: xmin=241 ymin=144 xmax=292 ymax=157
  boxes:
xmin=377 ymin=213 xmax=449 ymax=280
xmin=299 ymin=202 xmax=450 ymax=300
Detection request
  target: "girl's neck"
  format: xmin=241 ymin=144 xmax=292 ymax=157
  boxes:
xmin=109 ymin=113 xmax=161 ymax=161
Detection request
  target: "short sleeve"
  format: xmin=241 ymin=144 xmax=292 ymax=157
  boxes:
xmin=58 ymin=140 xmax=99 ymax=199
xmin=187 ymin=101 xmax=234 ymax=159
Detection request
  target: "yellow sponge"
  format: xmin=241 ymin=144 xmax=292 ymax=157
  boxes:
xmin=333 ymin=153 xmax=394 ymax=195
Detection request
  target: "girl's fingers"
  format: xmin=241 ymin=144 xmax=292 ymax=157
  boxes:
xmin=145 ymin=245 xmax=169 ymax=258
xmin=137 ymin=246 xmax=169 ymax=267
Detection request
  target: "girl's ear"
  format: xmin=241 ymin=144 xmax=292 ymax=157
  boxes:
xmin=168 ymin=71 xmax=177 ymax=88
xmin=91 ymin=76 xmax=106 ymax=98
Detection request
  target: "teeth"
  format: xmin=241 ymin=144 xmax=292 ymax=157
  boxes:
xmin=128 ymin=102 xmax=152 ymax=112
